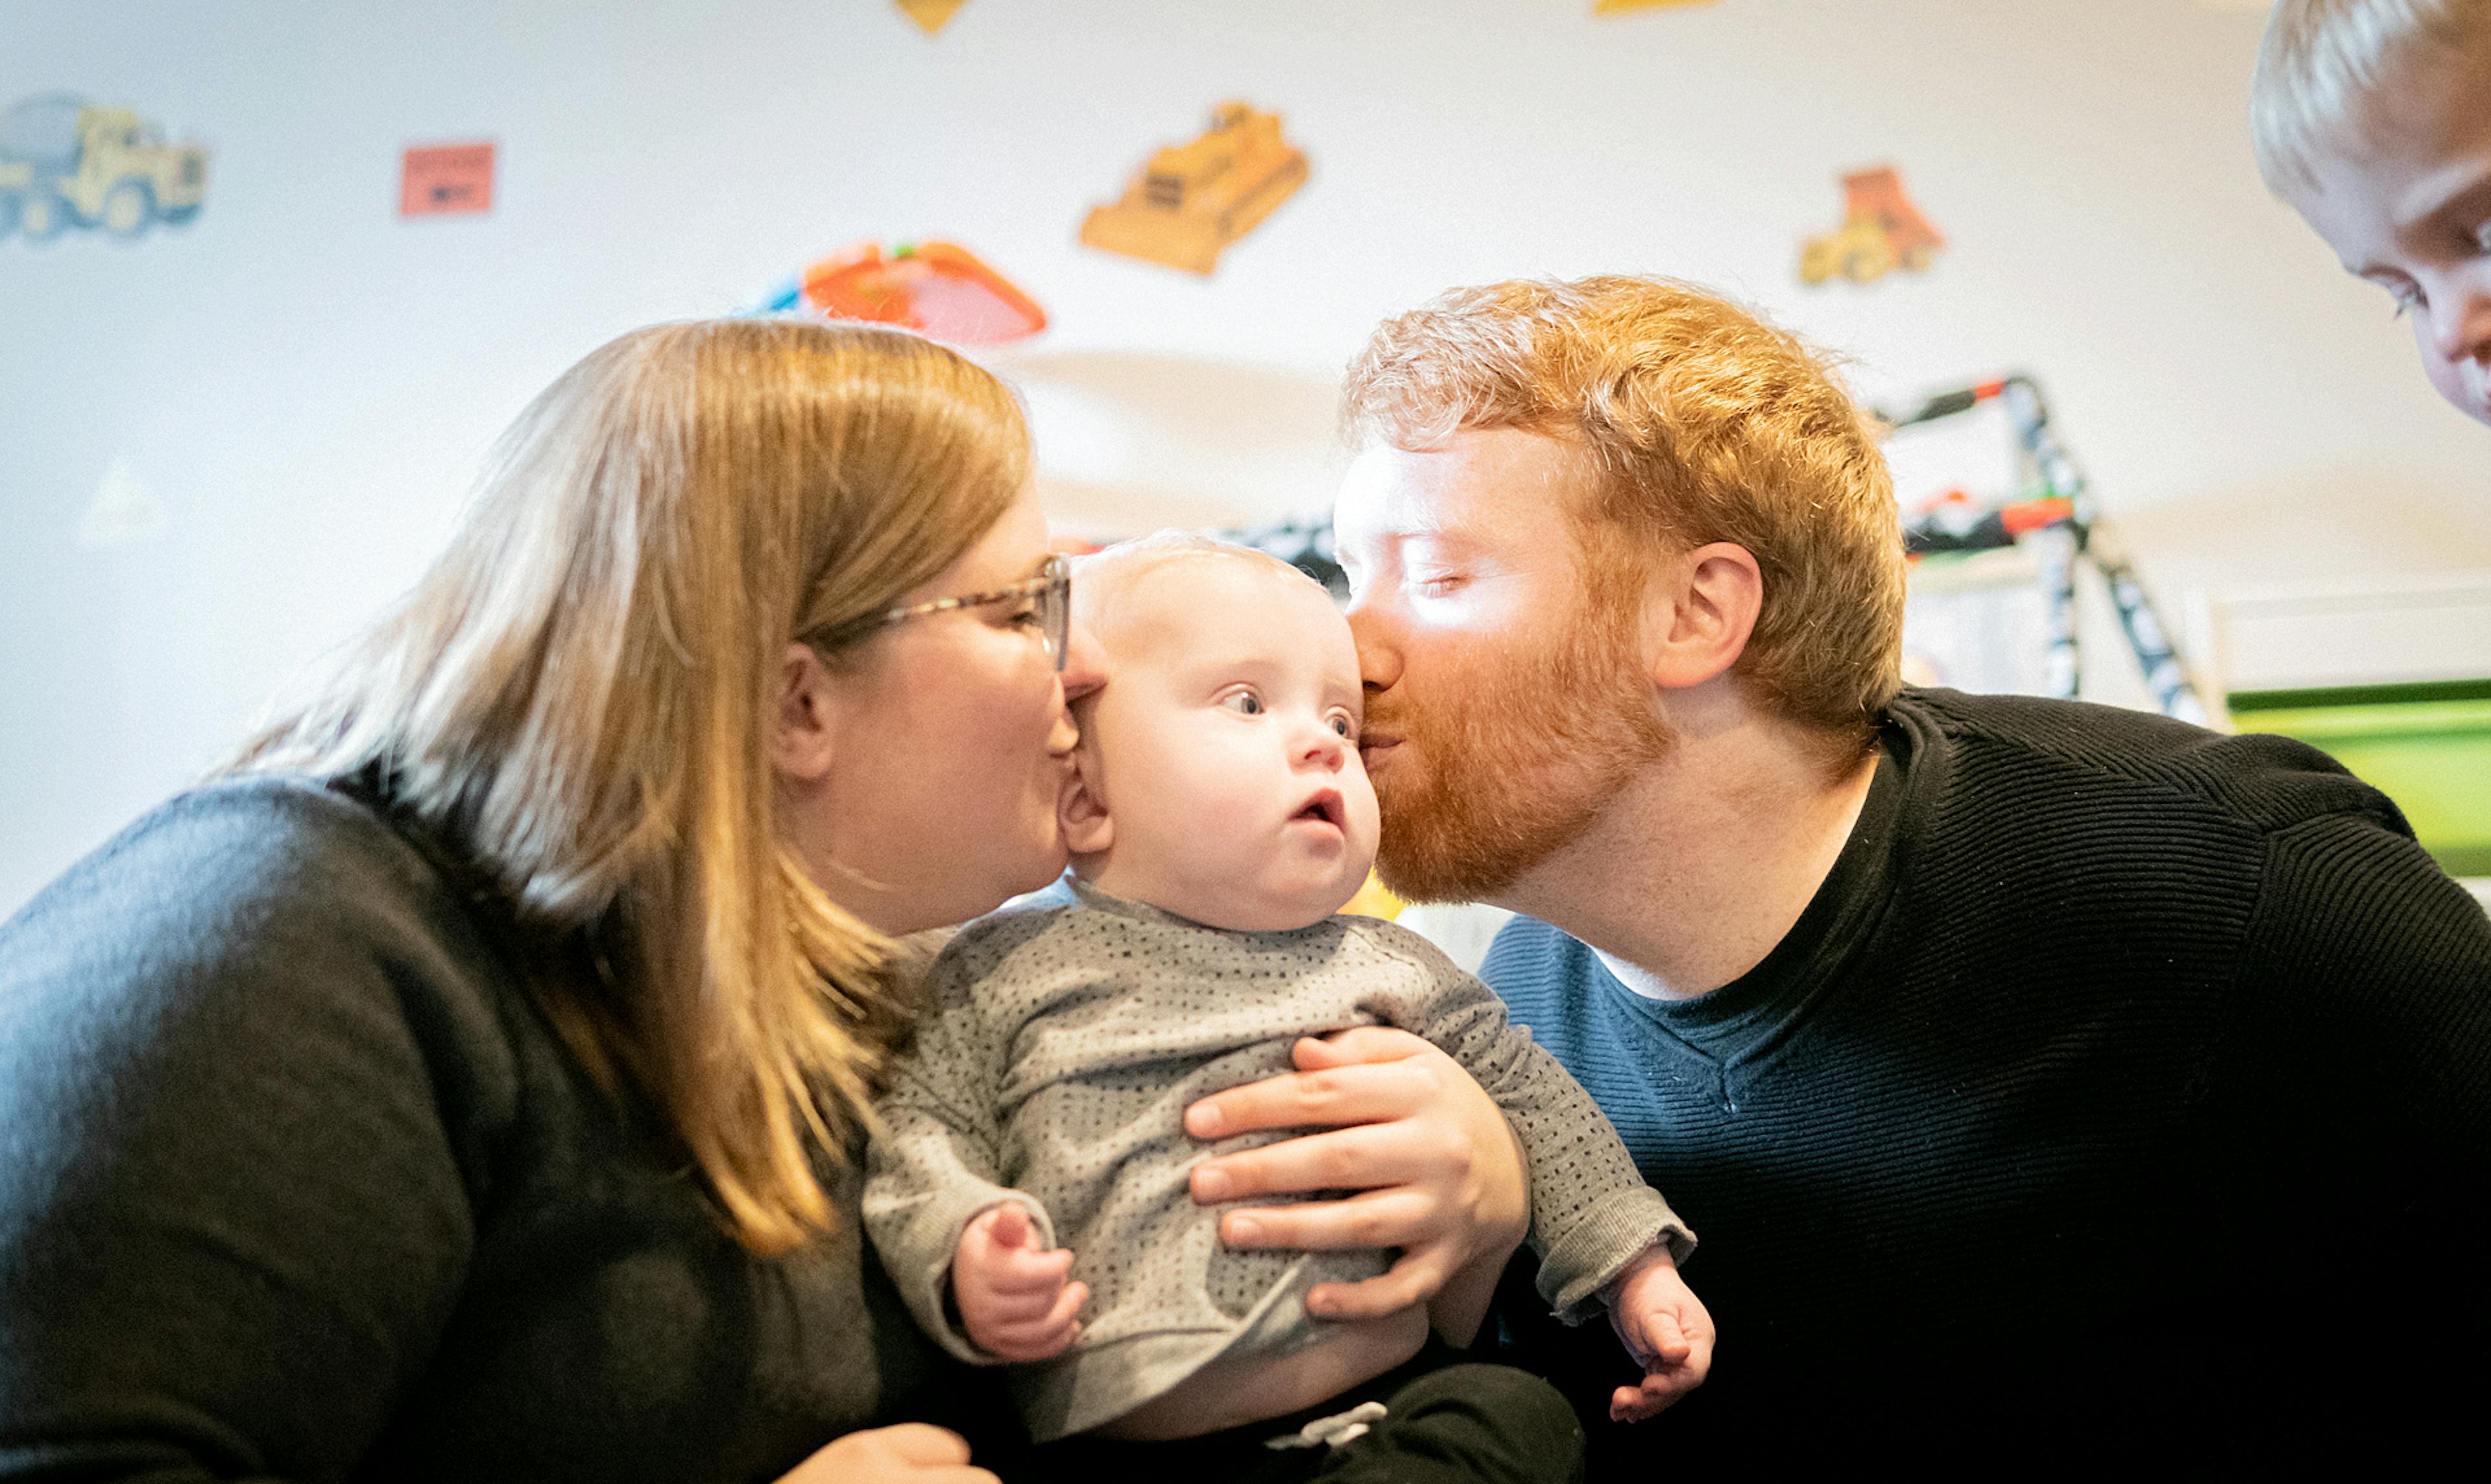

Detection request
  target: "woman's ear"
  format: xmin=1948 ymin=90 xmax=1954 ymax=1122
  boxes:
xmin=1057 ymin=748 xmax=1114 ymax=857
xmin=1643 ymin=542 xmax=1763 ymax=691
xmin=774 ymin=643 xmax=841 ymax=782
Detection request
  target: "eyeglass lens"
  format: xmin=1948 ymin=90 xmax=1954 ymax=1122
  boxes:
xmin=1044 ymin=560 xmax=1070 ymax=671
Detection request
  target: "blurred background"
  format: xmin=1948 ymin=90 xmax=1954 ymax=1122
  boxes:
xmin=5 ymin=0 xmax=2487 ymax=922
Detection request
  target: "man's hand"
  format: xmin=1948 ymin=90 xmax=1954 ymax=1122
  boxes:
xmin=1182 ymin=1027 xmax=1529 ymax=1322
xmin=773 ymin=1424 xmax=997 ymax=1483
xmin=952 ymin=1203 xmax=1086 ymax=1361
xmin=1602 ymin=1243 xmax=1715 ymax=1422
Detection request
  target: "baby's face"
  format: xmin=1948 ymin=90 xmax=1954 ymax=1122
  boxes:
xmin=1070 ymin=558 xmax=1381 ymax=932
xmin=2287 ymin=59 xmax=2491 ymax=427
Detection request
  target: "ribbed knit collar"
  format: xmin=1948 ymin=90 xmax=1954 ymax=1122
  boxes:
xmin=1610 ymin=704 xmax=1926 ymax=1060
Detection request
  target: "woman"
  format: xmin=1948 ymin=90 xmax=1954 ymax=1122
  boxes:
xmin=0 ymin=320 xmax=1526 ymax=1483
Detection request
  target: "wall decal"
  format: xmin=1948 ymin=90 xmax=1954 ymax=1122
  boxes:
xmin=1798 ymin=165 xmax=1944 ymax=286
xmin=75 ymin=459 xmax=167 ymax=549
xmin=758 ymin=240 xmax=1046 ymax=344
xmin=1 ymin=93 xmax=208 ymax=243
xmin=1079 ymin=102 xmax=1307 ymax=275
xmin=895 ymin=0 xmax=967 ymax=33
xmin=400 ymin=143 xmax=495 ymax=218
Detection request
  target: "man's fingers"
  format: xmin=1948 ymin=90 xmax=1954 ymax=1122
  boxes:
xmin=1301 ymin=1245 xmax=1449 ymax=1320
xmin=1193 ymin=1123 xmax=1424 ymax=1205
xmin=1288 ymin=1025 xmax=1436 ymax=1070
xmin=1185 ymin=1057 xmax=1438 ymax=1140
xmin=1215 ymin=1187 xmax=1430 ymax=1252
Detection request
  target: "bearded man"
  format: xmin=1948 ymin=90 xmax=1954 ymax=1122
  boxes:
xmin=1329 ymin=276 xmax=2491 ymax=1462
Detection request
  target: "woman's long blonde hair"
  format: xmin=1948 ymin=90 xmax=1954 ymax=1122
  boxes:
xmin=234 ymin=318 xmax=1029 ymax=1252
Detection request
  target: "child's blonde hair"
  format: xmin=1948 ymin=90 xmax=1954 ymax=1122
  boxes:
xmin=1072 ymin=531 xmax=1326 ymax=643
xmin=2252 ymin=0 xmax=2491 ymax=193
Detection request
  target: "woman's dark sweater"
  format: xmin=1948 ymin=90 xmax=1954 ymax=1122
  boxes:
xmin=0 ymin=777 xmax=984 ymax=1482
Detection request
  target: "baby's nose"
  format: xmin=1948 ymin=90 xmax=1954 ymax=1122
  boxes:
xmin=2432 ymin=285 xmax=2491 ymax=366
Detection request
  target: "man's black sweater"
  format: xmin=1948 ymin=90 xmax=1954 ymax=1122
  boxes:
xmin=1481 ymin=689 xmax=2491 ymax=1462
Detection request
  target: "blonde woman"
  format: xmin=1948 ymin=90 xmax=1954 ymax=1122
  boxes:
xmin=0 ymin=320 xmax=1527 ymax=1483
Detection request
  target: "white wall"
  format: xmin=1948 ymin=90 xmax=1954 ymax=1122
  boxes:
xmin=6 ymin=0 xmax=2488 ymax=916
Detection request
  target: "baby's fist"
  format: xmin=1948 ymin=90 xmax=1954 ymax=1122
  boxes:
xmin=1603 ymin=1243 xmax=1715 ymax=1422
xmin=952 ymin=1203 xmax=1087 ymax=1362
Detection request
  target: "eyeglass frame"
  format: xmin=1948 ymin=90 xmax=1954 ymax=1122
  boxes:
xmin=800 ymin=554 xmax=1072 ymax=671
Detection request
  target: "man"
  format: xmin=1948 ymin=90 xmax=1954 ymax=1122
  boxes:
xmin=1330 ymin=276 xmax=2491 ymax=1460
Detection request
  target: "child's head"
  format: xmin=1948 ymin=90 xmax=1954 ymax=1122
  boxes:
xmin=2255 ymin=0 xmax=2491 ymax=425
xmin=1058 ymin=533 xmax=1380 ymax=933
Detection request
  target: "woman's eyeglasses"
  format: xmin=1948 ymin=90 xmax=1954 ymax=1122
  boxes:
xmin=803 ymin=555 xmax=1072 ymax=671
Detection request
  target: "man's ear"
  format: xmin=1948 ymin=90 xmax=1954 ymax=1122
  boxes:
xmin=1058 ymin=747 xmax=1114 ymax=856
xmin=773 ymin=643 xmax=841 ymax=783
xmin=1643 ymin=542 xmax=1763 ymax=691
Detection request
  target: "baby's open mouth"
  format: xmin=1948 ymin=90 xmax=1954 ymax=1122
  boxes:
xmin=1295 ymin=789 xmax=1345 ymax=829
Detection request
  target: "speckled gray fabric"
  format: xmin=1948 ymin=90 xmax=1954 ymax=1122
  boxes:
xmin=862 ymin=877 xmax=1691 ymax=1442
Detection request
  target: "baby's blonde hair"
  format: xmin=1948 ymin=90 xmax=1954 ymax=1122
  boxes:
xmin=2252 ymin=0 xmax=2491 ymax=193
xmin=1072 ymin=531 xmax=1327 ymax=645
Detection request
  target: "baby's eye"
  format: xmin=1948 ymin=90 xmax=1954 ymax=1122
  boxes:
xmin=1221 ymin=690 xmax=1265 ymax=716
xmin=2383 ymin=278 xmax=2425 ymax=318
xmin=1328 ymin=713 xmax=1356 ymax=739
xmin=2472 ymin=219 xmax=2491 ymax=255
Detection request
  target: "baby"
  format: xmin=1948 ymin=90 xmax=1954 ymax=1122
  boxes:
xmin=2256 ymin=0 xmax=2491 ymax=427
xmin=863 ymin=536 xmax=1711 ymax=1481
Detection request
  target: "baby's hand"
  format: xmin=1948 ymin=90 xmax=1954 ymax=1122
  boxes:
xmin=1602 ymin=1243 xmax=1715 ymax=1422
xmin=952 ymin=1203 xmax=1087 ymax=1361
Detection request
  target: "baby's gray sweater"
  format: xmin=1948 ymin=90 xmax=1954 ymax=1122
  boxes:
xmin=861 ymin=878 xmax=1692 ymax=1442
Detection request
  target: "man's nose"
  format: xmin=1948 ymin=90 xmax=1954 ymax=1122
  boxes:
xmin=1344 ymin=597 xmax=1402 ymax=695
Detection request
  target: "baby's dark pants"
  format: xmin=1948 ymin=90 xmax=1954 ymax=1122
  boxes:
xmin=1018 ymin=1344 xmax=1586 ymax=1484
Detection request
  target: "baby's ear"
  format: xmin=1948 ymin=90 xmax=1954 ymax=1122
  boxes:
xmin=1058 ymin=750 xmax=1114 ymax=856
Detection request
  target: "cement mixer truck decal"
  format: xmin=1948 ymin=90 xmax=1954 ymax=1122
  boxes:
xmin=1 ymin=93 xmax=209 ymax=243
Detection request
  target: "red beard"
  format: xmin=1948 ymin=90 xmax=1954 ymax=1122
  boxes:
xmin=1367 ymin=603 xmax=1671 ymax=904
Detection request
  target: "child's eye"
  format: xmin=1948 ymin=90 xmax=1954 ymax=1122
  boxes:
xmin=1328 ymin=713 xmax=1356 ymax=739
xmin=1221 ymin=691 xmax=1264 ymax=716
xmin=2384 ymin=278 xmax=2425 ymax=318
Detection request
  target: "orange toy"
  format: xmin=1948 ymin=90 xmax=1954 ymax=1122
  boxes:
xmin=1079 ymin=102 xmax=1308 ymax=275
xmin=779 ymin=240 xmax=1047 ymax=345
xmin=1799 ymin=166 xmax=1945 ymax=285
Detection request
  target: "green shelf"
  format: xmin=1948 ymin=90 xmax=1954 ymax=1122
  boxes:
xmin=2230 ymin=681 xmax=2491 ymax=878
